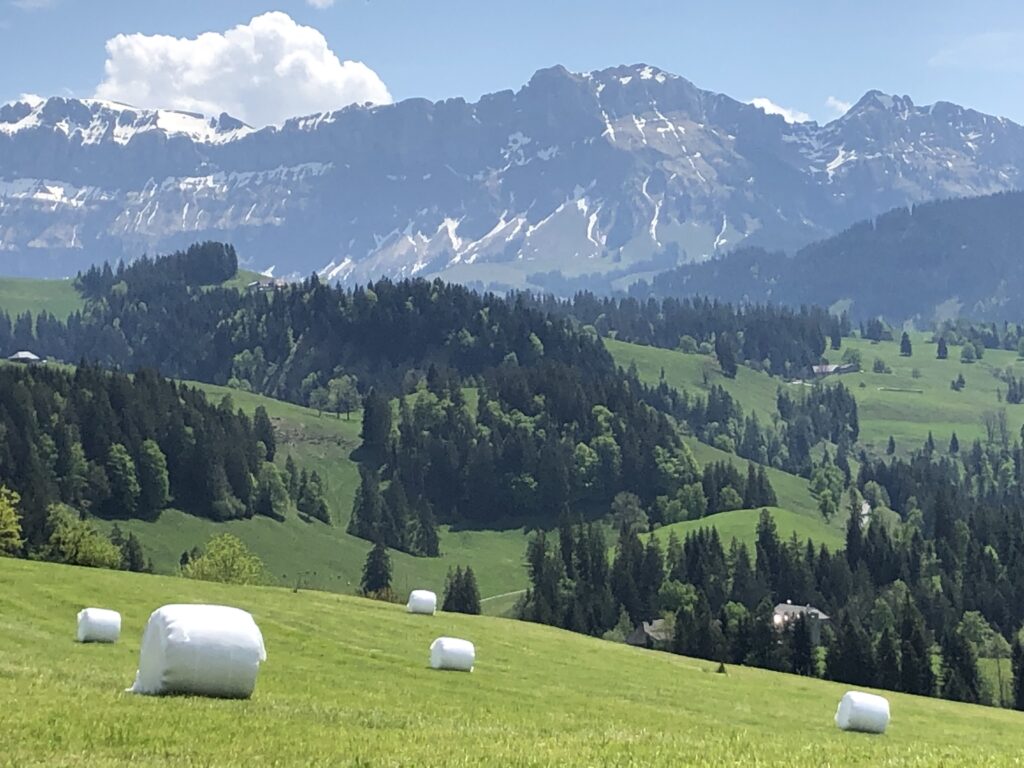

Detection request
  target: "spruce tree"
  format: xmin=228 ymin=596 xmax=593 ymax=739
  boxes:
xmin=360 ymin=388 xmax=393 ymax=455
xmin=360 ymin=540 xmax=392 ymax=596
xmin=937 ymin=337 xmax=949 ymax=359
xmin=886 ymin=435 xmax=896 ymax=455
xmin=348 ymin=466 xmax=384 ymax=540
xmin=137 ymin=440 xmax=170 ymax=519
xmin=1012 ymin=636 xmax=1024 ymax=711
xmin=941 ymin=630 xmax=982 ymax=704
xmin=949 ymin=432 xmax=960 ymax=454
xmin=876 ymin=626 xmax=901 ymax=690
xmin=414 ymin=502 xmax=440 ymax=557
xmin=105 ymin=443 xmax=140 ymax=518
xmin=899 ymin=598 xmax=934 ymax=696
xmin=253 ymin=406 xmax=276 ymax=461
xmin=900 ymin=332 xmax=913 ymax=357
xmin=790 ymin=614 xmax=814 ymax=676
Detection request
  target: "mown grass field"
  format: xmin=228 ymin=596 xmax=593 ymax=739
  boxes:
xmin=4 ymin=558 xmax=1024 ymax=767
xmin=652 ymin=505 xmax=844 ymax=552
xmin=0 ymin=276 xmax=84 ymax=319
xmin=823 ymin=335 xmax=1024 ymax=454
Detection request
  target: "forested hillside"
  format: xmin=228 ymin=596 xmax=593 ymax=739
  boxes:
xmin=639 ymin=191 xmax=1024 ymax=322
xmin=0 ymin=362 xmax=331 ymax=567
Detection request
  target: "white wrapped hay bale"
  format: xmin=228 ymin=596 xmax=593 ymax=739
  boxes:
xmin=429 ymin=636 xmax=475 ymax=672
xmin=406 ymin=590 xmax=437 ymax=615
xmin=129 ymin=604 xmax=267 ymax=699
xmin=76 ymin=608 xmax=121 ymax=643
xmin=835 ymin=690 xmax=890 ymax=734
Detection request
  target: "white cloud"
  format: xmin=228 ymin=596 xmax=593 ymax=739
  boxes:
xmin=929 ymin=31 xmax=1024 ymax=74
xmin=825 ymin=96 xmax=852 ymax=117
xmin=748 ymin=97 xmax=810 ymax=124
xmin=94 ymin=11 xmax=391 ymax=126
xmin=306 ymin=0 xmax=336 ymax=7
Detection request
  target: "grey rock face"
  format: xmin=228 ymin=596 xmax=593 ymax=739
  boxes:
xmin=1 ymin=67 xmax=1022 ymax=288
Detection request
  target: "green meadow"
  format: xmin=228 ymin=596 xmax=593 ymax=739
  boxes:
xmin=3 ymin=558 xmax=1024 ymax=767
xmin=0 ymin=276 xmax=84 ymax=319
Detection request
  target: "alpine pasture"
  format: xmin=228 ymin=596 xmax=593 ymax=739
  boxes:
xmin=4 ymin=558 xmax=1024 ymax=767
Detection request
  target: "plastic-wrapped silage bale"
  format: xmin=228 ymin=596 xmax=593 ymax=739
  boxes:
xmin=129 ymin=604 xmax=267 ymax=699
xmin=835 ymin=690 xmax=890 ymax=734
xmin=429 ymin=636 xmax=475 ymax=672
xmin=406 ymin=590 xmax=437 ymax=615
xmin=76 ymin=608 xmax=121 ymax=643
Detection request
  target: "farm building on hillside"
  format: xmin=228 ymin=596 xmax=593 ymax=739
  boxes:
xmin=811 ymin=363 xmax=858 ymax=378
xmin=626 ymin=619 xmax=671 ymax=650
xmin=246 ymin=276 xmax=288 ymax=292
xmin=773 ymin=601 xmax=830 ymax=644
xmin=8 ymin=350 xmax=42 ymax=364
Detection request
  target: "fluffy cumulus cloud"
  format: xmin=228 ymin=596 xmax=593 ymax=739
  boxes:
xmin=748 ymin=97 xmax=810 ymax=124
xmin=825 ymin=96 xmax=852 ymax=118
xmin=94 ymin=11 xmax=391 ymax=126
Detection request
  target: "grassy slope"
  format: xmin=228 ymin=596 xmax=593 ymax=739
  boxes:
xmin=90 ymin=381 xmax=529 ymax=607
xmin=608 ymin=334 xmax=1024 ymax=460
xmin=3 ymin=559 xmax=1024 ymax=767
xmin=823 ymin=334 xmax=1024 ymax=454
xmin=608 ymin=338 xmax=844 ymax=548
xmin=652 ymin=506 xmax=844 ymax=552
xmin=0 ymin=277 xmax=84 ymax=319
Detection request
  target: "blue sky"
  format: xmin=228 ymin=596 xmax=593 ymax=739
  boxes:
xmin=2 ymin=0 xmax=1023 ymax=125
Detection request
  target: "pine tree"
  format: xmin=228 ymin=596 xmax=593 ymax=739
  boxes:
xmin=414 ymin=502 xmax=440 ymax=557
xmin=876 ymin=626 xmax=901 ymax=690
xmin=284 ymin=455 xmax=300 ymax=501
xmin=253 ymin=406 xmax=276 ymax=461
xmin=900 ymin=332 xmax=913 ymax=357
xmin=937 ymin=337 xmax=949 ymax=360
xmin=899 ymin=598 xmax=935 ymax=696
xmin=443 ymin=566 xmax=482 ymax=615
xmin=105 ymin=443 xmax=140 ymax=518
xmin=790 ymin=614 xmax=814 ymax=676
xmin=360 ymin=540 xmax=392 ymax=596
xmin=949 ymin=432 xmax=960 ymax=454
xmin=941 ymin=629 xmax=982 ymax=704
xmin=137 ymin=440 xmax=170 ymax=519
xmin=886 ymin=435 xmax=896 ymax=455
xmin=714 ymin=332 xmax=739 ymax=379
xmin=348 ymin=466 xmax=384 ymax=540
xmin=1012 ymin=636 xmax=1024 ymax=711
xmin=360 ymin=388 xmax=393 ymax=455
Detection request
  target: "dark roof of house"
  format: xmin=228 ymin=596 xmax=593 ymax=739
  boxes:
xmin=774 ymin=603 xmax=830 ymax=621
xmin=626 ymin=618 xmax=672 ymax=646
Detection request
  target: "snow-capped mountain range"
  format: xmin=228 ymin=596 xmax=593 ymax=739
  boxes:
xmin=1 ymin=64 xmax=1022 ymax=287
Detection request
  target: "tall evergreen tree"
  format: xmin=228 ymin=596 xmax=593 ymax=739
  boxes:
xmin=137 ymin=439 xmax=170 ymax=519
xmin=899 ymin=598 xmax=934 ymax=696
xmin=360 ymin=388 xmax=393 ymax=455
xmin=937 ymin=337 xmax=949 ymax=360
xmin=105 ymin=444 xmax=140 ymax=518
xmin=253 ymin=406 xmax=276 ymax=461
xmin=360 ymin=540 xmax=392 ymax=596
xmin=941 ymin=629 xmax=982 ymax=704
xmin=1012 ymin=636 xmax=1024 ymax=711
xmin=790 ymin=614 xmax=814 ymax=676
xmin=876 ymin=626 xmax=901 ymax=690
xmin=900 ymin=332 xmax=913 ymax=357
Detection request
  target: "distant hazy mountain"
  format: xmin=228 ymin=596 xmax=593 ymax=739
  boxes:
xmin=2 ymin=65 xmax=1023 ymax=287
xmin=640 ymin=191 xmax=1024 ymax=322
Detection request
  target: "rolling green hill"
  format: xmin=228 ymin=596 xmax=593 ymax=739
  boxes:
xmin=609 ymin=334 xmax=1024 ymax=459
xmin=0 ymin=268 xmax=262 ymax=326
xmin=0 ymin=276 xmax=84 ymax=319
xmin=89 ymin=381 xmax=530 ymax=607
xmin=2 ymin=558 xmax=1023 ymax=767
